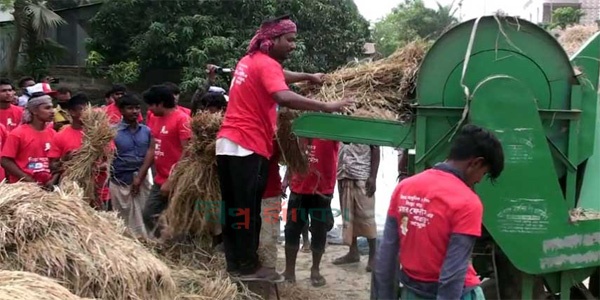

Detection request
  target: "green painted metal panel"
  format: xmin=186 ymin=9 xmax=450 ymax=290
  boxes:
xmin=291 ymin=113 xmax=414 ymax=148
xmin=469 ymin=76 xmax=600 ymax=275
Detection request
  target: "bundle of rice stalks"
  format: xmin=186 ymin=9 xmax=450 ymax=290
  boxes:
xmin=297 ymin=40 xmax=430 ymax=121
xmin=59 ymin=105 xmax=116 ymax=209
xmin=162 ymin=112 xmax=223 ymax=237
xmin=0 ymin=182 xmax=177 ymax=299
xmin=556 ymin=24 xmax=599 ymax=56
xmin=0 ymin=270 xmax=87 ymax=300
xmin=277 ymin=108 xmax=309 ymax=175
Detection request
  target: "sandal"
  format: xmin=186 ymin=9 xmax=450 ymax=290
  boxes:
xmin=311 ymin=274 xmax=327 ymax=287
xmin=332 ymin=254 xmax=360 ymax=265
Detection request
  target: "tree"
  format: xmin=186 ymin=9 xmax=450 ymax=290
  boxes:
xmin=85 ymin=0 xmax=370 ymax=91
xmin=372 ymin=0 xmax=458 ymax=56
xmin=0 ymin=0 xmax=66 ymax=78
xmin=551 ymin=7 xmax=585 ymax=29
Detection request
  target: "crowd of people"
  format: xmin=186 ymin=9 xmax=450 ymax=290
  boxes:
xmin=0 ymin=13 xmax=509 ymax=300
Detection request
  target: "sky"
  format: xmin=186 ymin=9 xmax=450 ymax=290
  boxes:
xmin=353 ymin=0 xmax=527 ymax=23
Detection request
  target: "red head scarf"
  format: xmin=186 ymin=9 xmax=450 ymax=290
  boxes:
xmin=247 ymin=18 xmax=297 ymax=55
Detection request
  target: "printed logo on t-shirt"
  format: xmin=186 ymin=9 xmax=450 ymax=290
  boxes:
xmin=400 ymin=216 xmax=409 ymax=235
xmin=155 ymin=139 xmax=164 ymax=157
xmin=231 ymin=63 xmax=248 ymax=89
xmin=160 ymin=126 xmax=168 ymax=135
xmin=399 ymin=194 xmax=435 ymax=229
xmin=26 ymin=157 xmax=49 ymax=173
xmin=44 ymin=142 xmax=50 ymax=152
xmin=6 ymin=118 xmax=14 ymax=128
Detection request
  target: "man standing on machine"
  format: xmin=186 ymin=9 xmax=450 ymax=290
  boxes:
xmin=373 ymin=124 xmax=505 ymax=300
xmin=215 ymin=14 xmax=353 ymax=282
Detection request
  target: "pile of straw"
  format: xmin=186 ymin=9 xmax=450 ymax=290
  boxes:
xmin=556 ymin=25 xmax=599 ymax=56
xmin=277 ymin=108 xmax=309 ymax=175
xmin=162 ymin=112 xmax=223 ymax=238
xmin=59 ymin=105 xmax=116 ymax=208
xmin=297 ymin=40 xmax=430 ymax=121
xmin=0 ymin=270 xmax=87 ymax=300
xmin=0 ymin=182 xmax=177 ymax=299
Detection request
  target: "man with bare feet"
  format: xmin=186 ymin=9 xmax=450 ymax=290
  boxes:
xmin=281 ymin=138 xmax=339 ymax=287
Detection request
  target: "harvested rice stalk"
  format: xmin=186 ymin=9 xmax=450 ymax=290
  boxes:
xmin=162 ymin=112 xmax=223 ymax=238
xmin=0 ymin=270 xmax=87 ymax=300
xmin=556 ymin=25 xmax=599 ymax=56
xmin=0 ymin=182 xmax=177 ymax=299
xmin=59 ymin=105 xmax=116 ymax=208
xmin=297 ymin=40 xmax=430 ymax=121
xmin=277 ymin=108 xmax=309 ymax=175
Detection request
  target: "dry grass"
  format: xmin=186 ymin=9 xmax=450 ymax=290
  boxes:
xmin=276 ymin=108 xmax=308 ymax=175
xmin=162 ymin=112 xmax=223 ymax=238
xmin=59 ymin=105 xmax=116 ymax=209
xmin=0 ymin=182 xmax=177 ymax=299
xmin=556 ymin=24 xmax=599 ymax=56
xmin=0 ymin=270 xmax=88 ymax=300
xmin=297 ymin=40 xmax=430 ymax=121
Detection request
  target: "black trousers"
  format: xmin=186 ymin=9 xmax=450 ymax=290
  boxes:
xmin=284 ymin=192 xmax=334 ymax=253
xmin=216 ymin=154 xmax=269 ymax=274
xmin=142 ymin=183 xmax=169 ymax=238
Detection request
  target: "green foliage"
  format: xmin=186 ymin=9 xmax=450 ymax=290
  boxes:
xmin=106 ymin=61 xmax=139 ymax=84
xmin=372 ymin=0 xmax=458 ymax=56
xmin=86 ymin=0 xmax=370 ymax=91
xmin=84 ymin=49 xmax=105 ymax=77
xmin=551 ymin=7 xmax=585 ymax=30
xmin=22 ymin=37 xmax=67 ymax=79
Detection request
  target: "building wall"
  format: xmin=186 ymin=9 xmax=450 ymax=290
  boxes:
xmin=47 ymin=3 xmax=102 ymax=66
xmin=581 ymin=0 xmax=600 ymax=24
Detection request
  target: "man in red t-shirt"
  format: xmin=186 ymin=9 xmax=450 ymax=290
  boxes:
xmin=103 ymin=84 xmax=143 ymax=125
xmin=140 ymin=85 xmax=192 ymax=239
xmin=47 ymin=93 xmax=112 ymax=210
xmin=1 ymin=94 xmax=56 ymax=186
xmin=215 ymin=15 xmax=353 ymax=282
xmin=146 ymin=82 xmax=192 ymax=125
xmin=0 ymin=78 xmax=24 ymax=131
xmin=373 ymin=125 xmax=505 ymax=300
xmin=281 ymin=138 xmax=338 ymax=287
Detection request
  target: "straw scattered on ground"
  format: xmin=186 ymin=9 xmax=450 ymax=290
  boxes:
xmin=277 ymin=108 xmax=309 ymax=175
xmin=297 ymin=40 xmax=430 ymax=121
xmin=162 ymin=112 xmax=223 ymax=239
xmin=0 ymin=270 xmax=88 ymax=300
xmin=556 ymin=24 xmax=599 ymax=56
xmin=0 ymin=182 xmax=177 ymax=299
xmin=59 ymin=105 xmax=116 ymax=209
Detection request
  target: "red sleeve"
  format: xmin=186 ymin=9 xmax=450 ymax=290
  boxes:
xmin=178 ymin=114 xmax=192 ymax=141
xmin=259 ymin=59 xmax=289 ymax=95
xmin=451 ymin=196 xmax=483 ymax=237
xmin=1 ymin=131 xmax=21 ymax=159
xmin=137 ymin=113 xmax=143 ymax=122
xmin=48 ymin=135 xmax=64 ymax=159
xmin=0 ymin=125 xmax=7 ymax=151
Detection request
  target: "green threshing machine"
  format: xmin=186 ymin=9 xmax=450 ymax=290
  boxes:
xmin=291 ymin=16 xmax=600 ymax=299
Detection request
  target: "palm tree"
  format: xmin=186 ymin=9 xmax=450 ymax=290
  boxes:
xmin=1 ymin=0 xmax=66 ymax=77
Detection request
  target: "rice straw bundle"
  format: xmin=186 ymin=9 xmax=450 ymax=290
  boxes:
xmin=162 ymin=112 xmax=223 ymax=238
xmin=59 ymin=105 xmax=116 ymax=208
xmin=0 ymin=270 xmax=88 ymax=300
xmin=277 ymin=108 xmax=309 ymax=175
xmin=556 ymin=25 xmax=599 ymax=56
xmin=0 ymin=182 xmax=177 ymax=299
xmin=297 ymin=40 xmax=430 ymax=121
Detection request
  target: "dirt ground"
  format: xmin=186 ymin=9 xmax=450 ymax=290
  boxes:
xmin=274 ymin=243 xmax=372 ymax=300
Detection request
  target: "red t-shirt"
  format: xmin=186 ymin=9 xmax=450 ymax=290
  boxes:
xmin=149 ymin=110 xmax=192 ymax=185
xmin=0 ymin=123 xmax=7 ymax=181
xmin=105 ymin=103 xmax=142 ymax=124
xmin=290 ymin=139 xmax=339 ymax=195
xmin=0 ymin=105 xmax=24 ymax=131
xmin=48 ymin=125 xmax=111 ymax=201
xmin=1 ymin=124 xmax=56 ymax=184
xmin=263 ymin=146 xmax=282 ymax=199
xmin=388 ymin=169 xmax=483 ymax=287
xmin=217 ymin=52 xmax=289 ymax=159
xmin=146 ymin=105 xmax=190 ymax=126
